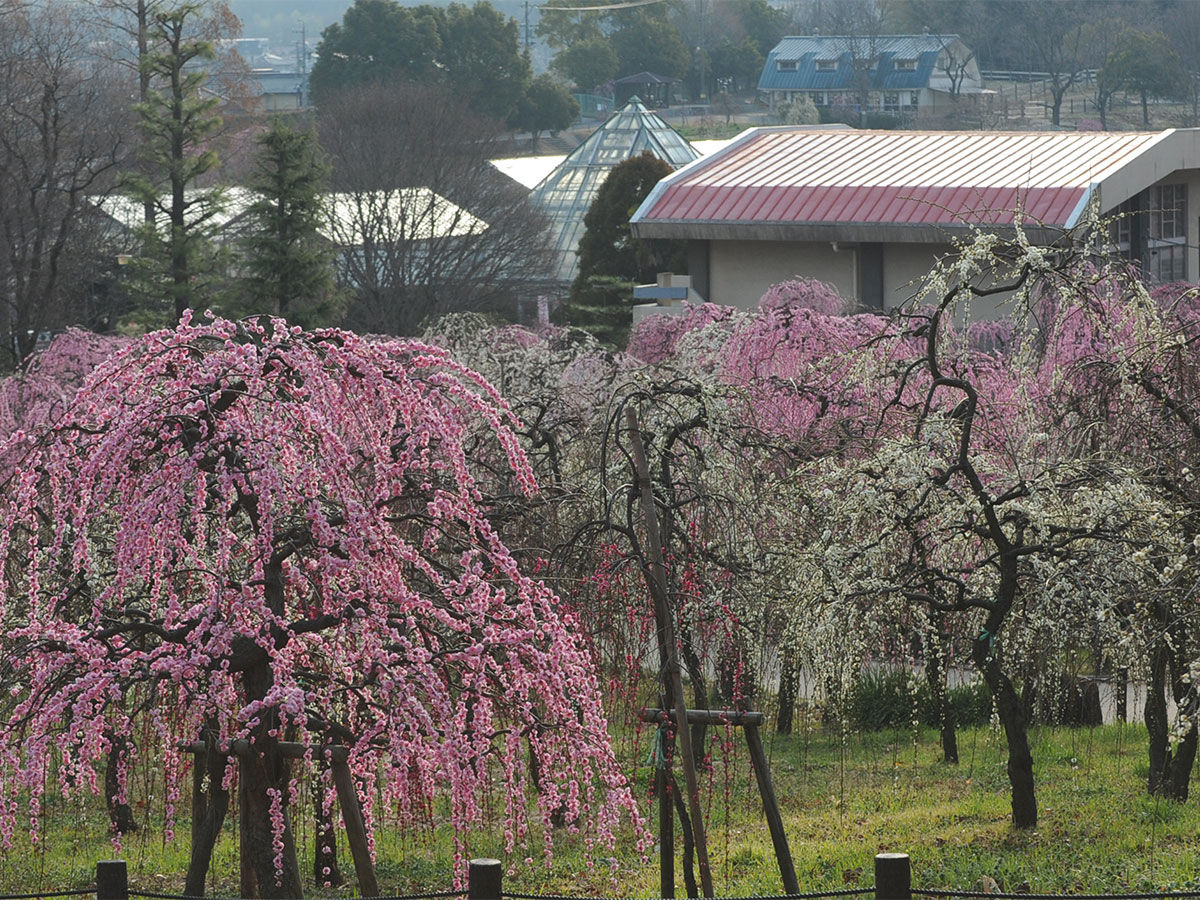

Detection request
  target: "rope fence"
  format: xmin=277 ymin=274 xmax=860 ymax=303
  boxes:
xmin=4 ymin=855 xmax=1197 ymax=900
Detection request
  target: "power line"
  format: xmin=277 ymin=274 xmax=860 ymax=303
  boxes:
xmin=540 ymin=0 xmax=666 ymax=12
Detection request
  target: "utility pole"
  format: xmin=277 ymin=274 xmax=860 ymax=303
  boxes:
xmin=295 ymin=21 xmax=307 ymax=74
xmin=523 ymin=0 xmax=531 ymax=51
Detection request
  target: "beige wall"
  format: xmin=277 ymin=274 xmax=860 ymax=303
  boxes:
xmin=707 ymin=239 xmax=1018 ymax=318
xmin=882 ymin=243 xmax=945 ymax=309
xmin=708 ymin=240 xmax=858 ymax=309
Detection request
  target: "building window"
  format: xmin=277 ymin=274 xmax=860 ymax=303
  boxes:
xmin=811 ymin=91 xmax=828 ymax=106
xmin=883 ymin=92 xmax=900 ymax=112
xmin=1147 ymin=183 xmax=1187 ymax=282
xmin=908 ymin=91 xmax=920 ymax=107
xmin=815 ymin=59 xmax=837 ymax=72
xmin=777 ymin=59 xmax=797 ymax=71
xmin=1108 ymin=198 xmax=1133 ymax=255
xmin=1150 ymin=183 xmax=1186 ymax=241
xmin=895 ymin=58 xmax=917 ymax=71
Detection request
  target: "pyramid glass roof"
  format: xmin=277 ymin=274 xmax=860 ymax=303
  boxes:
xmin=531 ymin=97 xmax=700 ymax=283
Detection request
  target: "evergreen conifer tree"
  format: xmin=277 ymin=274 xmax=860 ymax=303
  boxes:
xmin=237 ymin=118 xmax=343 ymax=327
xmin=557 ymin=152 xmax=684 ymax=348
xmin=123 ymin=3 xmax=226 ymax=322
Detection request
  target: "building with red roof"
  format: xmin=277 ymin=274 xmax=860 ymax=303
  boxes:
xmin=630 ymin=127 xmax=1200 ymax=312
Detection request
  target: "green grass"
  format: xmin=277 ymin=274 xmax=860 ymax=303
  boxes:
xmin=1 ymin=720 xmax=1198 ymax=897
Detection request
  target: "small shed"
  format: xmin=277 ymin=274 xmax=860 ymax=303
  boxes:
xmin=614 ymin=72 xmax=681 ymax=109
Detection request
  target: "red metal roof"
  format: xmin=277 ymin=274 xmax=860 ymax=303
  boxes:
xmin=635 ymin=129 xmax=1172 ymax=229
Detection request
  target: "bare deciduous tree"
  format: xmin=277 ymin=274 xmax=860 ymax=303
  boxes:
xmin=0 ymin=1 xmax=126 ymax=367
xmin=318 ymin=82 xmax=553 ymax=336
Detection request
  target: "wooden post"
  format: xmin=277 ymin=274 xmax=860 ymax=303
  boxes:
xmin=656 ymin=766 xmax=674 ymax=898
xmin=745 ymin=724 xmax=799 ymax=894
xmin=331 ymin=760 xmax=379 ymax=898
xmin=468 ymin=858 xmax=503 ymax=900
xmin=96 ymin=860 xmax=128 ymax=900
xmin=627 ymin=407 xmax=714 ymax=898
xmin=875 ymin=853 xmax=911 ymax=900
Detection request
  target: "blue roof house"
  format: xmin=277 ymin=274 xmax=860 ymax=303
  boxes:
xmin=758 ymin=33 xmax=986 ymax=122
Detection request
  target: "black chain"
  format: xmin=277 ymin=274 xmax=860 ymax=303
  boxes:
xmin=128 ymin=891 xmax=464 ymax=900
xmin=915 ymin=891 xmax=1200 ymax=899
xmin=506 ymin=890 xmax=875 ymax=900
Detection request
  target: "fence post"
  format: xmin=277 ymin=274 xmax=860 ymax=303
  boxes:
xmin=875 ymin=853 xmax=911 ymax=900
xmin=468 ymin=858 xmax=503 ymax=900
xmin=96 ymin=860 xmax=128 ymax=900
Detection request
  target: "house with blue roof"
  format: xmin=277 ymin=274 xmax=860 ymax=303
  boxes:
xmin=757 ymin=33 xmax=986 ymax=121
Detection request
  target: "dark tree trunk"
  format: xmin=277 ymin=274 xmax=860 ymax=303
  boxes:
xmin=186 ymin=729 xmax=231 ymax=897
xmin=105 ymin=733 xmax=138 ymax=835
xmin=239 ymin=662 xmax=303 ymax=899
xmin=1147 ymin=636 xmax=1200 ymax=802
xmin=973 ymin=633 xmax=1036 ymax=829
xmin=776 ymin=647 xmax=796 ymax=736
xmin=1146 ymin=644 xmax=1172 ymax=796
xmin=1167 ymin=725 xmax=1198 ymax=802
xmin=312 ymin=774 xmax=344 ymax=887
xmin=925 ymin=621 xmax=957 ymax=764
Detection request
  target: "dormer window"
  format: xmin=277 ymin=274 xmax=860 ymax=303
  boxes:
xmin=815 ymin=59 xmax=837 ymax=72
xmin=777 ymin=59 xmax=798 ymax=71
xmin=895 ymin=58 xmax=917 ymax=71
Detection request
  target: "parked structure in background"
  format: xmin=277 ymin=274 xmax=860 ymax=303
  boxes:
xmin=757 ymin=33 xmax=988 ymax=123
xmin=614 ymin=72 xmax=681 ymax=108
xmin=631 ymin=127 xmax=1200 ymax=313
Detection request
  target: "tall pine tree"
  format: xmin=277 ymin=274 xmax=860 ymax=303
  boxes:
xmin=123 ymin=3 xmax=225 ymax=322
xmin=237 ymin=118 xmax=342 ymax=327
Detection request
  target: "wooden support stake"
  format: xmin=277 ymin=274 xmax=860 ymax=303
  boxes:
xmin=183 ymin=740 xmax=349 ymax=763
xmin=656 ymin=766 xmax=674 ymax=898
xmin=331 ymin=760 xmax=379 ymax=898
xmin=627 ymin=407 xmax=714 ymax=898
xmin=641 ymin=708 xmax=766 ymax=727
xmin=745 ymin=723 xmax=799 ymax=894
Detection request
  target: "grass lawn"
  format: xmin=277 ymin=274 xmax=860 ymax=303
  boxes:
xmin=0 ymin=719 xmax=1197 ymax=898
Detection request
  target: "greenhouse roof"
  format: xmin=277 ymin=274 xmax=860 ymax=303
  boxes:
xmin=530 ymin=97 xmax=701 ymax=284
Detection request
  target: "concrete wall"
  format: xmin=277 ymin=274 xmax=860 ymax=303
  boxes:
xmin=708 ymin=240 xmax=858 ymax=309
xmin=703 ymin=238 xmax=1027 ymax=318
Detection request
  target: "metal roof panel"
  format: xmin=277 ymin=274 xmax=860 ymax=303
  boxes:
xmin=636 ymin=129 xmax=1169 ymax=230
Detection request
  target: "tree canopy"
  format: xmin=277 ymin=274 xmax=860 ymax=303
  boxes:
xmin=0 ymin=316 xmax=643 ymax=895
xmin=310 ymin=0 xmax=530 ymax=121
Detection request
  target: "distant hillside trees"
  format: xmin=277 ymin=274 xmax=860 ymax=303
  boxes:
xmin=309 ymin=0 xmax=531 ymax=121
xmin=509 ymin=74 xmax=580 ymax=148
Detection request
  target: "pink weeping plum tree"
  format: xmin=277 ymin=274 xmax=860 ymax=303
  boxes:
xmin=0 ymin=315 xmax=643 ymax=897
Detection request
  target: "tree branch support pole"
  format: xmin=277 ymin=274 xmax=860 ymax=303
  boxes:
xmin=182 ymin=742 xmax=378 ymax=897
xmin=641 ymin=710 xmax=797 ymax=895
xmin=745 ymin=722 xmax=799 ymax=894
xmin=626 ymin=407 xmax=714 ymax=899
xmin=331 ymin=760 xmax=379 ymax=898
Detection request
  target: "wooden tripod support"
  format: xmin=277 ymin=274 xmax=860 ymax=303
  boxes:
xmin=182 ymin=740 xmax=379 ymax=897
xmin=639 ymin=708 xmax=799 ymax=897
